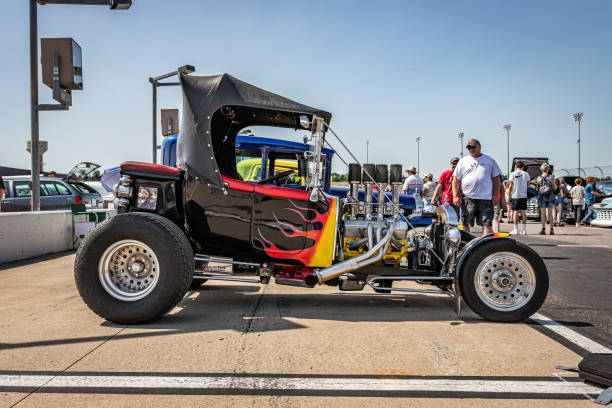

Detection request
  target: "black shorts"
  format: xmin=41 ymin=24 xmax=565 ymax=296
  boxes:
xmin=511 ymin=197 xmax=527 ymax=211
xmin=460 ymin=197 xmax=494 ymax=227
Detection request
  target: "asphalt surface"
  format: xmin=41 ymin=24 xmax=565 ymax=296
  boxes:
xmin=0 ymin=223 xmax=610 ymax=407
xmin=517 ymin=234 xmax=612 ymax=349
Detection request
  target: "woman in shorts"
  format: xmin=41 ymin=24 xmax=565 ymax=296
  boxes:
xmin=536 ymin=163 xmax=555 ymax=235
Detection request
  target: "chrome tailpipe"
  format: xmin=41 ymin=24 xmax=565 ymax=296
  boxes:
xmin=313 ymin=221 xmax=396 ymax=284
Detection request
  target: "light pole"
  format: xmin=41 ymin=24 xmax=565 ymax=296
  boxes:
xmin=458 ymin=132 xmax=464 ymax=158
xmin=28 ymin=0 xmax=131 ymax=211
xmin=502 ymin=123 xmax=511 ymax=177
xmin=573 ymin=112 xmax=583 ymax=177
xmin=149 ymin=65 xmax=195 ymax=163
xmin=365 ymin=139 xmax=369 ymax=163
xmin=415 ymin=137 xmax=422 ymax=174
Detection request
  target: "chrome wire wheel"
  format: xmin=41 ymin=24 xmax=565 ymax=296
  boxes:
xmin=98 ymin=240 xmax=160 ymax=302
xmin=473 ymin=251 xmax=536 ymax=312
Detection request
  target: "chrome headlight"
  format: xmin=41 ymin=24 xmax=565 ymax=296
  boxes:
xmin=445 ymin=227 xmax=461 ymax=245
xmin=113 ymin=183 xmax=133 ymax=199
xmin=422 ymin=204 xmax=436 ymax=214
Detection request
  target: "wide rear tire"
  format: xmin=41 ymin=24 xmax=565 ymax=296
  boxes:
xmin=74 ymin=212 xmax=194 ymax=324
xmin=459 ymin=239 xmax=548 ymax=322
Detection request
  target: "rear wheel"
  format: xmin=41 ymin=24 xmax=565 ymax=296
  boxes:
xmin=75 ymin=212 xmax=194 ymax=324
xmin=459 ymin=239 xmax=548 ymax=322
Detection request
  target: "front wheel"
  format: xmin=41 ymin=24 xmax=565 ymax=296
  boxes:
xmin=459 ymin=239 xmax=548 ymax=322
xmin=74 ymin=212 xmax=194 ymax=324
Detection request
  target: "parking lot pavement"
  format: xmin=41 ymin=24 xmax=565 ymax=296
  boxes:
xmin=1 ymin=244 xmax=609 ymax=407
xmin=496 ymin=220 xmax=612 ymax=348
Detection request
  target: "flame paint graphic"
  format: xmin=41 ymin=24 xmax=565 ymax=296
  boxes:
xmin=257 ymin=198 xmax=337 ymax=267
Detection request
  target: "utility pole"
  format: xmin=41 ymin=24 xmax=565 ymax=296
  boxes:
xmin=28 ymin=0 xmax=132 ymax=211
xmin=29 ymin=0 xmax=40 ymax=210
xmin=415 ymin=137 xmax=422 ymax=174
xmin=149 ymin=66 xmax=194 ymax=163
xmin=458 ymin=132 xmax=464 ymax=158
xmin=365 ymin=139 xmax=369 ymax=164
xmin=573 ymin=112 xmax=583 ymax=177
xmin=502 ymin=123 xmax=511 ymax=177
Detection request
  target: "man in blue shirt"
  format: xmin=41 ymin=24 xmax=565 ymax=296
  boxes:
xmin=582 ymin=177 xmax=601 ymax=224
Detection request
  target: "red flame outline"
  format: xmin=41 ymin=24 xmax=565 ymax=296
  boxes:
xmin=258 ymin=198 xmax=334 ymax=264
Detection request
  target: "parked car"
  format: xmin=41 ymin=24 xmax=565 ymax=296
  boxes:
xmin=591 ymin=197 xmax=612 ymax=227
xmin=74 ymin=72 xmax=548 ymax=325
xmin=596 ymin=181 xmax=612 ymax=198
xmin=1 ymin=175 xmax=102 ymax=212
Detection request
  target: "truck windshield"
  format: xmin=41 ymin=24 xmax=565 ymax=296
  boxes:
xmin=236 ymin=149 xmax=263 ymax=182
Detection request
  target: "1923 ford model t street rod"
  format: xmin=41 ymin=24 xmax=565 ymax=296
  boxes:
xmin=75 ymin=73 xmax=548 ymax=324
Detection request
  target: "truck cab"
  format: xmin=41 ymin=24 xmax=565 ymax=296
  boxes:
xmin=161 ymin=134 xmax=420 ymax=214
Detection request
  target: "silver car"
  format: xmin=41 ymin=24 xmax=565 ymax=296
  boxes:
xmin=1 ymin=175 xmax=102 ymax=212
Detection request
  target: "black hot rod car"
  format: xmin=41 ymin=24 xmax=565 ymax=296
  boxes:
xmin=74 ymin=73 xmax=549 ymax=324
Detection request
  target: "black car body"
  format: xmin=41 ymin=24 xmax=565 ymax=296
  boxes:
xmin=74 ymin=72 xmax=549 ymax=326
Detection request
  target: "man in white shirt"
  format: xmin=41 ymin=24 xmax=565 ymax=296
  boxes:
xmin=421 ymin=173 xmax=436 ymax=202
xmin=506 ymin=161 xmax=531 ymax=235
xmin=452 ymin=139 xmax=502 ymax=234
xmin=402 ymin=166 xmax=423 ymax=194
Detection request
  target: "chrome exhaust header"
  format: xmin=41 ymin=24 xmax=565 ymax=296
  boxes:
xmin=313 ymin=221 xmax=396 ymax=284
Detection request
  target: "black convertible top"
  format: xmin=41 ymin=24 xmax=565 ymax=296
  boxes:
xmin=177 ymin=73 xmax=331 ymax=190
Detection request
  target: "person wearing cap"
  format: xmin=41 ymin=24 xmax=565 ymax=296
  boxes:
xmin=421 ymin=173 xmax=436 ymax=203
xmin=431 ymin=157 xmax=460 ymax=207
xmin=452 ymin=139 xmax=502 ymax=234
xmin=401 ymin=166 xmax=423 ymax=195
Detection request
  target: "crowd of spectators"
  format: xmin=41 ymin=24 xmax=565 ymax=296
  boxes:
xmin=396 ymin=140 xmax=603 ymax=233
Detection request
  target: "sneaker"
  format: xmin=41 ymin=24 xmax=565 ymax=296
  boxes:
xmin=510 ymin=228 xmax=519 ymax=235
xmin=539 ymin=228 xmax=546 ymax=235
xmin=549 ymin=228 xmax=554 ymax=235
xmin=521 ymin=226 xmax=527 ymax=235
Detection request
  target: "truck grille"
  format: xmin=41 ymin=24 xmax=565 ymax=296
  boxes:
xmin=595 ymin=210 xmax=612 ymax=220
xmin=527 ymin=201 xmax=538 ymax=216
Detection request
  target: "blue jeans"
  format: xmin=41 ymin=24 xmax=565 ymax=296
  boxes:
xmin=583 ymin=203 xmax=595 ymax=223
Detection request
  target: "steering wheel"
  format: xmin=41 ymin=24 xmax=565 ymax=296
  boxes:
xmin=257 ymin=170 xmax=295 ymax=186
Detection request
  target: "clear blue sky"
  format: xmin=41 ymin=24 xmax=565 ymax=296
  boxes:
xmin=1 ymin=0 xmax=611 ymax=178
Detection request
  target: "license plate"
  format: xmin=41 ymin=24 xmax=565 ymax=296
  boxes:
xmin=200 ymin=257 xmax=233 ymax=274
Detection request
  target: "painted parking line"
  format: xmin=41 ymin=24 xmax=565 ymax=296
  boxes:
xmin=556 ymin=244 xmax=609 ymax=248
xmin=0 ymin=374 xmax=603 ymax=397
xmin=531 ymin=313 xmax=612 ymax=354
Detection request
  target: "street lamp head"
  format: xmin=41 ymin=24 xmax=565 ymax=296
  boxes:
xmin=110 ymin=0 xmax=132 ymax=9
xmin=502 ymin=123 xmax=511 ymax=130
xmin=178 ymin=65 xmax=196 ymax=74
xmin=573 ymin=112 xmax=583 ymax=122
xmin=416 ymin=137 xmax=422 ymax=142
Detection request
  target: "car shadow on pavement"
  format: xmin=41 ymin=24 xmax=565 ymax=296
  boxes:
xmin=0 ymin=286 xmax=516 ymax=351
xmin=109 ymin=284 xmax=487 ymax=332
